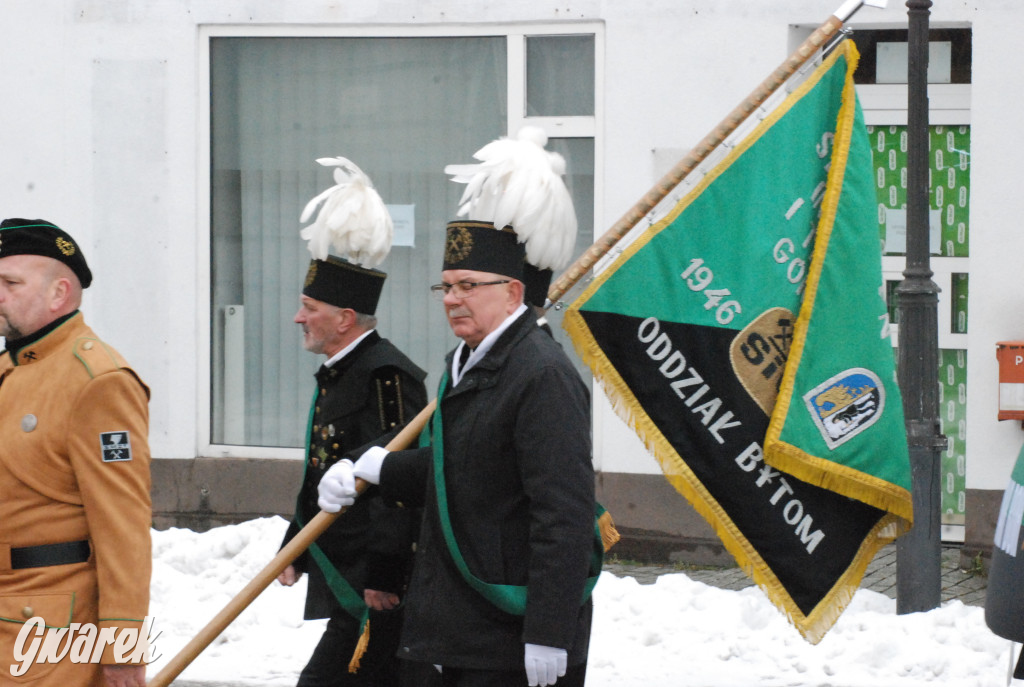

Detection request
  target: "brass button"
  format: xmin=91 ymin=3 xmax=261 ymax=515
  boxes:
xmin=21 ymin=606 xmax=33 ymax=619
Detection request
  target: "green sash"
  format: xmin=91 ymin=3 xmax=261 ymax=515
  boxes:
xmin=294 ymin=513 xmax=369 ymax=623
xmin=296 ymin=386 xmax=369 ymax=624
xmin=427 ymin=371 xmax=603 ymax=616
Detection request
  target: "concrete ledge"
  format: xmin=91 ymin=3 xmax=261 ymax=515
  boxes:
xmin=962 ymin=487 xmax=1001 ymax=572
xmin=151 ymin=456 xmax=301 ymax=531
xmin=151 ymin=460 xmax=729 ymax=565
xmin=596 ymin=471 xmax=731 ymax=566
xmin=150 ymin=459 xmax=995 ymax=573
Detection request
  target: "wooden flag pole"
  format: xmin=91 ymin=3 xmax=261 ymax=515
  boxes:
xmin=547 ymin=5 xmax=864 ymax=306
xmin=147 ymin=401 xmax=436 ymax=687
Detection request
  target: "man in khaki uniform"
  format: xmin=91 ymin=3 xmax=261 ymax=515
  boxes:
xmin=0 ymin=219 xmax=152 ymax=687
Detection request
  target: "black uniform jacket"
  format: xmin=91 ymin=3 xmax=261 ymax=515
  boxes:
xmin=379 ymin=309 xmax=595 ymax=670
xmin=281 ymin=331 xmax=427 ymax=620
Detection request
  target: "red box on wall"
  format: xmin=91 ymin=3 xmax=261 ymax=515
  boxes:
xmin=997 ymin=341 xmax=1024 ymax=421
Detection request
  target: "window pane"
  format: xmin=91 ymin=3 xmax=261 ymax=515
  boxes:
xmin=951 ymin=273 xmax=968 ymax=334
xmin=866 ymin=124 xmax=970 ymax=258
xmin=210 ymin=36 xmax=507 ymax=447
xmin=541 ymin=137 xmax=594 ymax=385
xmin=526 ymin=35 xmax=595 ymax=116
xmin=938 ymin=348 xmax=967 ymax=526
xmin=851 ymin=28 xmax=971 ymax=84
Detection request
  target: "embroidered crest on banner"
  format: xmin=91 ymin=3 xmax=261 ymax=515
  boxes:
xmin=100 ymin=431 xmax=133 ymax=462
xmin=803 ymin=368 xmax=885 ymax=450
xmin=730 ymin=307 xmax=795 ymax=415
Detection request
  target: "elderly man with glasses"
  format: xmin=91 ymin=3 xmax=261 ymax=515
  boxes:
xmin=319 ymin=217 xmax=596 ymax=687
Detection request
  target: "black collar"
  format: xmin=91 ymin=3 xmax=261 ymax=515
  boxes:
xmin=316 ymin=330 xmax=381 ymax=382
xmin=5 ymin=310 xmax=79 ymax=360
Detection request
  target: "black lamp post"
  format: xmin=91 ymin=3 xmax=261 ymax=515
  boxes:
xmin=895 ymin=0 xmax=948 ymax=614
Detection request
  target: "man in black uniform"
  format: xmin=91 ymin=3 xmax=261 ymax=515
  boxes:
xmin=319 ymin=224 xmax=596 ymax=687
xmin=278 ymin=253 xmax=428 ymax=686
xmin=318 ymin=126 xmax=597 ymax=687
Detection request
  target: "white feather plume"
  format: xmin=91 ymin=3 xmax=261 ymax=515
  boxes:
xmin=444 ymin=126 xmax=577 ymax=271
xmin=299 ymin=157 xmax=393 ymax=268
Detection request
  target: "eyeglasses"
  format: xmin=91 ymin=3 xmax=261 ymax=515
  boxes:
xmin=429 ymin=280 xmax=511 ymax=300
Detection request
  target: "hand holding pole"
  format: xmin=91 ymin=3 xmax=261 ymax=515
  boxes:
xmin=146 ymin=401 xmax=436 ymax=687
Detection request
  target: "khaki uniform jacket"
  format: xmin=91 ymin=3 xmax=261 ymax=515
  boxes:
xmin=0 ymin=312 xmax=151 ymax=685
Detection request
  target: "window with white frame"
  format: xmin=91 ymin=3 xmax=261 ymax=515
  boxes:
xmin=206 ymin=27 xmax=600 ymax=451
xmin=849 ymin=26 xmax=972 ymax=543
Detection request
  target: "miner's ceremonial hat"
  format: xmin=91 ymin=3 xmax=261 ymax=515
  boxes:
xmin=298 ymin=156 xmax=394 ymax=315
xmin=302 ymin=256 xmax=387 ymax=315
xmin=443 ymin=127 xmax=577 ymax=305
xmin=442 ymin=221 xmax=525 ymax=280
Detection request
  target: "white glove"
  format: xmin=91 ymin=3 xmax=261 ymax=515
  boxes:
xmin=352 ymin=446 xmax=388 ymax=484
xmin=317 ymin=459 xmax=357 ymax=513
xmin=524 ymin=643 xmax=567 ymax=687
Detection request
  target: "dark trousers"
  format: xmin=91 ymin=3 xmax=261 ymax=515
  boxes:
xmin=438 ymin=663 xmax=587 ymax=687
xmin=298 ymin=608 xmax=408 ymax=687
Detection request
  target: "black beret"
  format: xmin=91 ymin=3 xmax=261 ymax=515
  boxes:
xmin=0 ymin=218 xmax=93 ymax=288
xmin=442 ymin=221 xmax=525 ymax=280
xmin=302 ymin=256 xmax=386 ymax=314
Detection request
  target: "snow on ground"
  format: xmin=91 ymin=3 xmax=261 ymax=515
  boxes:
xmin=146 ymin=516 xmax=1012 ymax=686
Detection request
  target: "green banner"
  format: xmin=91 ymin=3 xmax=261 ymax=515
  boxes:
xmin=564 ymin=41 xmax=911 ymax=643
xmin=763 ymin=45 xmax=912 ymax=517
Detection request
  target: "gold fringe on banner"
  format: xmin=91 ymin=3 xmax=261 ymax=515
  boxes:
xmin=564 ymin=306 xmax=903 ymax=644
xmin=562 ymin=40 xmax=903 ymax=645
xmin=762 ymin=43 xmax=914 ymax=524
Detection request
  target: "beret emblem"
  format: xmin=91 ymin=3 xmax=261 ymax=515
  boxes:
xmin=56 ymin=237 xmax=76 ymax=256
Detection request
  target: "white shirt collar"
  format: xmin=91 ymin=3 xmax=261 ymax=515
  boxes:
xmin=451 ymin=304 xmax=528 ymax=386
xmin=324 ymin=329 xmax=375 ymax=368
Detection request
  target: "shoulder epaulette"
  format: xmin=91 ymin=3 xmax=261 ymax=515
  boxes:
xmin=73 ymin=337 xmax=125 ymax=379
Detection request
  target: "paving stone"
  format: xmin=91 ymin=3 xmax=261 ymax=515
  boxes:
xmin=604 ymin=544 xmax=988 ymax=607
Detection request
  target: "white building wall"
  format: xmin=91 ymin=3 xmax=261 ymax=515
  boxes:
xmin=1 ymin=0 xmax=1019 ymax=498
xmin=962 ymin=5 xmax=1024 ymax=491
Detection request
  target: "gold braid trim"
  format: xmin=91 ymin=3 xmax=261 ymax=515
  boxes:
xmin=598 ymin=510 xmax=621 ymax=553
xmin=347 ymin=619 xmax=371 ymax=673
